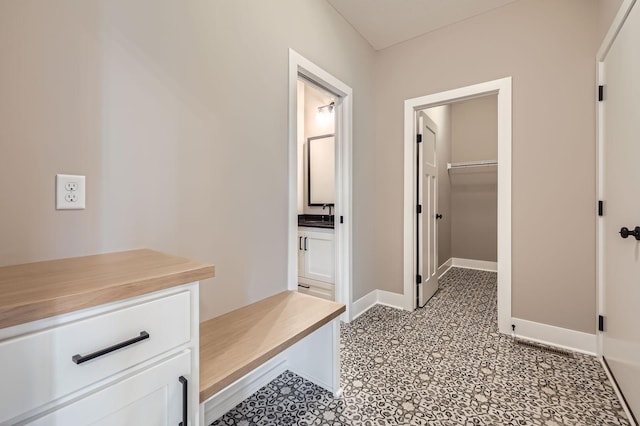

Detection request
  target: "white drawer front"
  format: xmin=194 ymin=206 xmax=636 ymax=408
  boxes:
xmin=0 ymin=290 xmax=191 ymax=424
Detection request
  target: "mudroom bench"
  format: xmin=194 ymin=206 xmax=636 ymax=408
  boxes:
xmin=199 ymin=291 xmax=345 ymax=424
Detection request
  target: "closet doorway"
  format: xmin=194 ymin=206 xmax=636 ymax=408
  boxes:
xmin=403 ymin=77 xmax=512 ymax=335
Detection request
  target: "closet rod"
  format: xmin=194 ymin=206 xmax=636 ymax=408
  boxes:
xmin=447 ymin=160 xmax=497 ymax=170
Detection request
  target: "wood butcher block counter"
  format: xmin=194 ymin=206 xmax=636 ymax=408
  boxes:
xmin=0 ymin=249 xmax=215 ymax=329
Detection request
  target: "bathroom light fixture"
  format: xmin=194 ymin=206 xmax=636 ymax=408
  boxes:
xmin=317 ymin=101 xmax=335 ymax=113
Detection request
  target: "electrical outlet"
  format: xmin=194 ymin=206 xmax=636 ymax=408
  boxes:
xmin=56 ymin=174 xmax=85 ymax=210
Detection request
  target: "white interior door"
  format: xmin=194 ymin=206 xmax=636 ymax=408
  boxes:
xmin=602 ymin=2 xmax=640 ymax=421
xmin=417 ymin=112 xmax=438 ymax=307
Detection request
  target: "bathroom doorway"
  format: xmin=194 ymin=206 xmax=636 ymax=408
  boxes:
xmin=288 ymin=50 xmax=353 ymax=320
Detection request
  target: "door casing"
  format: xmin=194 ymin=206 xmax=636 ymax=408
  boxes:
xmin=288 ymin=49 xmax=353 ymax=321
xmin=402 ymin=77 xmax=512 ymax=335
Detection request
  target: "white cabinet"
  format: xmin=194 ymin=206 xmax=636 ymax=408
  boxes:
xmin=298 ymin=228 xmax=335 ymax=300
xmin=0 ymin=284 xmax=200 ymax=426
xmin=28 ymin=351 xmax=191 ymax=426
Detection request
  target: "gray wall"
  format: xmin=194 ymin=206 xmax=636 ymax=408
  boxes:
xmin=0 ymin=0 xmax=623 ymax=334
xmin=0 ymin=0 xmax=377 ymax=321
xmin=450 ymin=96 xmax=497 ymax=262
xmin=373 ymin=0 xmax=619 ymax=334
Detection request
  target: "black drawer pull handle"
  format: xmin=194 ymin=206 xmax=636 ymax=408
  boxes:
xmin=72 ymin=331 xmax=150 ymax=365
xmin=298 ymin=284 xmax=310 ymax=289
xmin=178 ymin=376 xmax=188 ymax=426
xmin=619 ymin=226 xmax=640 ymax=240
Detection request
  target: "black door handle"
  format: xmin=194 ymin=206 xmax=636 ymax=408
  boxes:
xmin=435 ymin=214 xmax=443 ymax=220
xmin=299 ymin=236 xmax=303 ymax=250
xmin=178 ymin=376 xmax=188 ymax=426
xmin=619 ymin=226 xmax=640 ymax=240
xmin=304 ymin=237 xmax=308 ymax=251
xmin=72 ymin=331 xmax=149 ymax=365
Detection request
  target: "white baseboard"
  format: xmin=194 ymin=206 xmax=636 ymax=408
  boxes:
xmin=203 ymin=354 xmax=288 ymax=424
xmin=511 ymin=317 xmax=597 ymax=355
xmin=377 ymin=290 xmax=405 ymax=309
xmin=437 ymin=258 xmax=453 ymax=278
xmin=351 ymin=290 xmax=405 ymax=320
xmin=601 ymin=357 xmax=638 ymax=426
xmin=451 ymin=257 xmax=498 ymax=272
xmin=351 ymin=290 xmax=378 ymax=320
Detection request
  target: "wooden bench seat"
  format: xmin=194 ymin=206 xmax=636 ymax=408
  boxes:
xmin=199 ymin=291 xmax=345 ymax=403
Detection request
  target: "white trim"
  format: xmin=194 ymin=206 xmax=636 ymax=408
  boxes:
xmin=288 ymin=49 xmax=353 ymax=322
xmin=511 ymin=317 xmax=597 ymax=356
xmin=377 ymin=290 xmax=406 ymax=309
xmin=601 ymin=358 xmax=638 ymax=426
xmin=403 ymin=77 xmax=512 ymax=335
xmin=437 ymin=258 xmax=453 ymax=278
xmin=597 ymin=0 xmax=636 ymax=61
xmin=350 ymin=290 xmax=377 ymax=320
xmin=203 ymin=355 xmax=288 ymax=424
xmin=451 ymin=258 xmax=498 ymax=272
xmin=351 ymin=290 xmax=405 ymax=320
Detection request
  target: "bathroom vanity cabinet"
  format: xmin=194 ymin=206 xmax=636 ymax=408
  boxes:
xmin=297 ymin=228 xmax=335 ymax=300
xmin=0 ymin=250 xmax=214 ymax=426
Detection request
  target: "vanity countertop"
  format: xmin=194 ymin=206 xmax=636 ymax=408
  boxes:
xmin=298 ymin=214 xmax=335 ymax=229
xmin=0 ymin=249 xmax=215 ymax=329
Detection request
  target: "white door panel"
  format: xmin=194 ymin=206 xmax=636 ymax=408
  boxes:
xmin=603 ymin=1 xmax=640 ymax=420
xmin=418 ymin=112 xmax=438 ymax=307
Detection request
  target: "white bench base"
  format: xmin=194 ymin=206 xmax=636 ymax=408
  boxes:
xmin=200 ymin=320 xmax=341 ymax=425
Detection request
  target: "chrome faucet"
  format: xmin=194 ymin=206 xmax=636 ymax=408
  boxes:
xmin=322 ymin=204 xmax=333 ymax=220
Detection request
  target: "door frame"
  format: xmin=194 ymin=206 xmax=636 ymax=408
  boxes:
xmin=288 ymin=49 xmax=353 ymax=321
xmin=402 ymin=77 xmax=512 ymax=335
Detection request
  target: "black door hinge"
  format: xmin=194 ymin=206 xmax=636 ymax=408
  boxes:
xmin=417 ymin=134 xmax=422 ymax=143
xmin=416 ymin=274 xmax=422 ymax=284
xmin=598 ymin=200 xmax=604 ymax=217
xmin=598 ymin=85 xmax=605 ymax=102
xmin=417 ymin=205 xmax=422 ymax=214
xmin=598 ymin=315 xmax=604 ymax=332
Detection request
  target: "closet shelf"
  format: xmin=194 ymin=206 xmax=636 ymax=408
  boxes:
xmin=447 ymin=160 xmax=497 ymax=170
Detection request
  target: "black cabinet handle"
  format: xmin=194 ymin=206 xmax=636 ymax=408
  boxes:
xmin=72 ymin=331 xmax=149 ymax=365
xmin=304 ymin=237 xmax=308 ymax=251
xmin=298 ymin=284 xmax=310 ymax=289
xmin=299 ymin=236 xmax=302 ymax=250
xmin=619 ymin=226 xmax=640 ymax=240
xmin=178 ymin=376 xmax=188 ymax=426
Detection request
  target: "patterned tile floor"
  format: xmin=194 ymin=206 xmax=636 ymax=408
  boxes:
xmin=212 ymin=268 xmax=629 ymax=425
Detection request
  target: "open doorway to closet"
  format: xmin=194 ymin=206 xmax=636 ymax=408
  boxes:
xmin=403 ymin=77 xmax=512 ymax=335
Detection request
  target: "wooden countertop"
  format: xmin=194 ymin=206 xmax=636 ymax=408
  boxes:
xmin=0 ymin=249 xmax=215 ymax=329
xmin=199 ymin=291 xmax=345 ymax=402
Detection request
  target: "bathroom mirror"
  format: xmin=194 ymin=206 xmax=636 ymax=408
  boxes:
xmin=307 ymin=134 xmax=335 ymax=206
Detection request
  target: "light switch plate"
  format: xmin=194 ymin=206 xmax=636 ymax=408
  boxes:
xmin=56 ymin=174 xmax=86 ymax=210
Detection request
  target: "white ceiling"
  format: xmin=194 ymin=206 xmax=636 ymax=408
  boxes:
xmin=326 ymin=0 xmax=521 ymax=50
